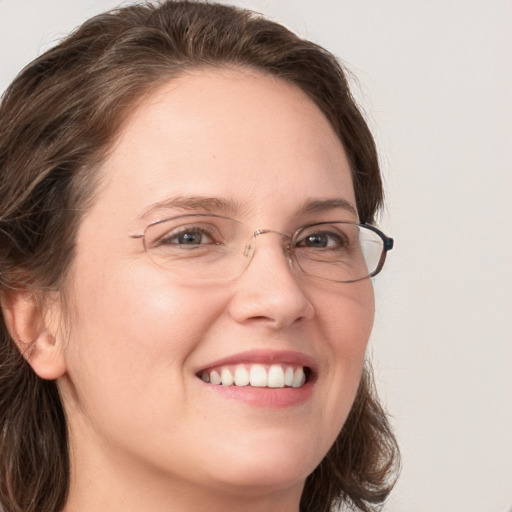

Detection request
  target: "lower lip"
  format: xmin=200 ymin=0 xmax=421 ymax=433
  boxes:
xmin=199 ymin=380 xmax=314 ymax=408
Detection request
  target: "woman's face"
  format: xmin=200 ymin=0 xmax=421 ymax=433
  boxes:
xmin=57 ymin=68 xmax=375 ymax=501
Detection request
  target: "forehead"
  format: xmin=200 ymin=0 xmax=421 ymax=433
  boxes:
xmin=93 ymin=67 xmax=355 ymax=227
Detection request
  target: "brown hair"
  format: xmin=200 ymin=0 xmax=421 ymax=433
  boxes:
xmin=0 ymin=2 xmax=399 ymax=511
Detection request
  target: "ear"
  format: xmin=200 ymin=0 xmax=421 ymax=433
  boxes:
xmin=0 ymin=289 xmax=67 ymax=380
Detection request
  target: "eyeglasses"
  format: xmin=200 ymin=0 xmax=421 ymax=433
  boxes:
xmin=131 ymin=214 xmax=393 ymax=285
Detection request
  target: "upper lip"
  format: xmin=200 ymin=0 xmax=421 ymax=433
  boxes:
xmin=197 ymin=349 xmax=317 ymax=373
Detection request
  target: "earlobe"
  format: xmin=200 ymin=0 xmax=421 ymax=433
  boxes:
xmin=0 ymin=289 xmax=67 ymax=380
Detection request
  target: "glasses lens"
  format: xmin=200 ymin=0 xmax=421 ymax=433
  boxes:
xmin=143 ymin=215 xmax=248 ymax=284
xmin=293 ymin=222 xmax=384 ymax=283
xmin=141 ymin=217 xmax=388 ymax=285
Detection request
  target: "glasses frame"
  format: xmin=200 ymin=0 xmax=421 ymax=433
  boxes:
xmin=131 ymin=214 xmax=394 ymax=284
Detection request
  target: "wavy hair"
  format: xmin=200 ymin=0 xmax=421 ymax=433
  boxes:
xmin=0 ymin=2 xmax=399 ymax=511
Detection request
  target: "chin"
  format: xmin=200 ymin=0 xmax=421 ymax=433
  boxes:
xmin=210 ymin=460 xmax=310 ymax=496
xmin=200 ymin=428 xmax=326 ymax=492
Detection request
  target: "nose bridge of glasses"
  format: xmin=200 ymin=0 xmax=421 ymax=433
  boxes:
xmin=243 ymin=228 xmax=294 ymax=264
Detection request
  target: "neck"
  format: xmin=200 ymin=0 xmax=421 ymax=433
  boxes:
xmin=64 ymin=469 xmax=303 ymax=512
xmin=63 ymin=431 xmax=304 ymax=512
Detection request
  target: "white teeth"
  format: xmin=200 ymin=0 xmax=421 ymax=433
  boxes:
xmin=221 ymin=367 xmax=234 ymax=386
xmin=234 ymin=365 xmax=250 ymax=386
xmin=284 ymin=366 xmax=294 ymax=387
xmin=292 ymin=367 xmax=306 ymax=388
xmin=210 ymin=370 xmax=221 ymax=385
xmin=268 ymin=364 xmax=285 ymax=388
xmin=201 ymin=363 xmax=308 ymax=388
xmin=249 ymin=364 xmax=267 ymax=387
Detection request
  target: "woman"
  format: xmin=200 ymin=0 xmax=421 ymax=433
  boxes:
xmin=0 ymin=1 xmax=399 ymax=511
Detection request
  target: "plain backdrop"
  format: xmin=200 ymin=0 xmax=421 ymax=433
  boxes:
xmin=1 ymin=1 xmax=511 ymax=511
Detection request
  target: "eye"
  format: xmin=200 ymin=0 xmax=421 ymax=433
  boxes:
xmin=143 ymin=215 xmax=242 ymax=255
xmin=157 ymin=225 xmax=218 ymax=247
xmin=296 ymin=230 xmax=348 ymax=249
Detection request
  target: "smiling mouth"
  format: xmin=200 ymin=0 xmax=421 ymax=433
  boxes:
xmin=198 ymin=363 xmax=311 ymax=389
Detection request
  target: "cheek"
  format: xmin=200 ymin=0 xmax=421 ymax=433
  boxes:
xmin=60 ymin=260 xmax=230 ymax=410
xmin=314 ymin=280 xmax=374 ymax=424
xmin=319 ymin=279 xmax=374 ymax=357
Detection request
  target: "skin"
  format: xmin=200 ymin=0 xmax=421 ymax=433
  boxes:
xmin=23 ymin=68 xmax=375 ymax=511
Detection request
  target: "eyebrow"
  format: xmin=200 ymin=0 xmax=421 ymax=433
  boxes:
xmin=137 ymin=195 xmax=244 ymax=220
xmin=296 ymin=198 xmax=358 ymax=219
xmin=138 ymin=195 xmax=358 ymax=221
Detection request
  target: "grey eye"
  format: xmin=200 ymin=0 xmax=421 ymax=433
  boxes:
xmin=173 ymin=230 xmax=209 ymax=244
xmin=297 ymin=231 xmax=346 ymax=249
xmin=159 ymin=227 xmax=216 ymax=247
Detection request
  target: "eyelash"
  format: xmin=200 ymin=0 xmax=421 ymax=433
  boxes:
xmin=157 ymin=226 xmax=219 ymax=246
xmin=296 ymin=231 xmax=349 ymax=249
xmin=156 ymin=226 xmax=349 ymax=250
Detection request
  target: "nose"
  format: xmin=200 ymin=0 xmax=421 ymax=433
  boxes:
xmin=227 ymin=231 xmax=315 ymax=329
